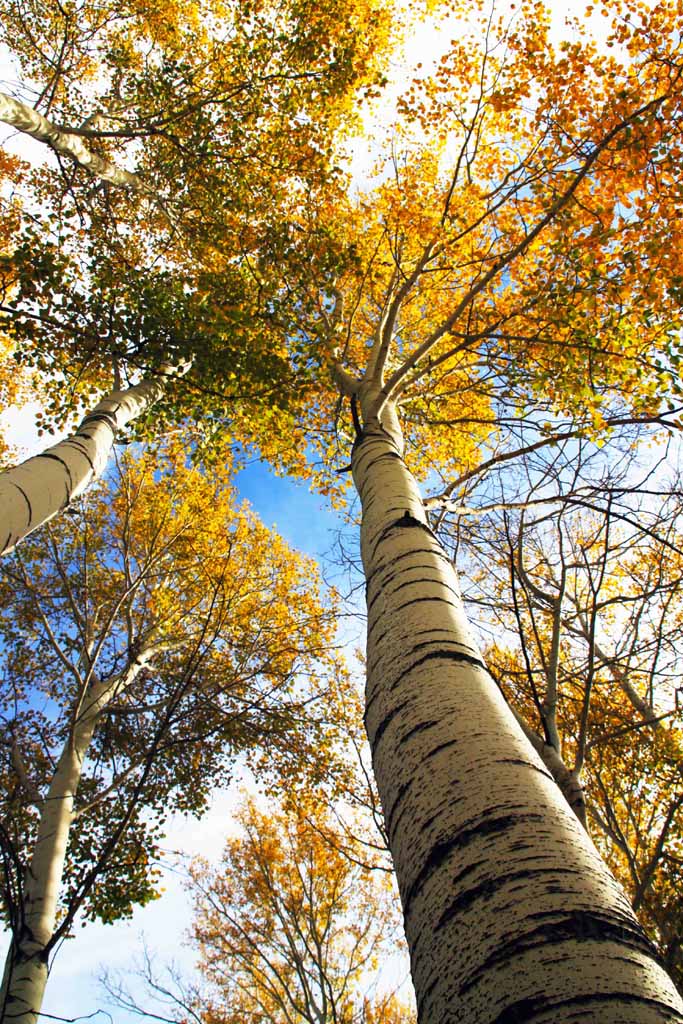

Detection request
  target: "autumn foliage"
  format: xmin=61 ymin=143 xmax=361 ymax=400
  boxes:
xmin=189 ymin=796 xmax=413 ymax=1024
xmin=0 ymin=438 xmax=339 ymax=933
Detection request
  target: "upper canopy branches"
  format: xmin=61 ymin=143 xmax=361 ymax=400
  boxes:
xmin=304 ymin=0 xmax=683 ymax=486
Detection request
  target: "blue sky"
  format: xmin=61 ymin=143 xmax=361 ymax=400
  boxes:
xmin=236 ymin=458 xmax=341 ymax=562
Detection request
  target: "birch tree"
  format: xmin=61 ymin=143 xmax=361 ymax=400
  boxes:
xmin=3 ymin=0 xmax=683 ymax=1018
xmin=269 ymin=0 xmax=683 ymax=1017
xmin=0 ymin=438 xmax=339 ymax=1024
xmin=0 ymin=362 xmax=189 ymax=554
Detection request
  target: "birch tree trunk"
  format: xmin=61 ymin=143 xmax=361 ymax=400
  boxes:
xmin=354 ymin=407 xmax=683 ymax=1023
xmin=0 ymin=656 xmax=151 ymax=1024
xmin=0 ymin=92 xmax=144 ymax=190
xmin=0 ymin=370 xmax=172 ymax=556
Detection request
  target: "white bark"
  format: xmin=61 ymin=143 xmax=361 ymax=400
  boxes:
xmin=353 ymin=409 xmax=683 ymax=1023
xmin=0 ymin=92 xmax=144 ymax=190
xmin=0 ymin=654 xmax=152 ymax=1023
xmin=508 ymin=707 xmax=587 ymax=827
xmin=0 ymin=370 xmax=172 ymax=556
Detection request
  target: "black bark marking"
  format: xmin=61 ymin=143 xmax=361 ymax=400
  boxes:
xmin=390 ymin=593 xmax=461 ymax=616
xmin=388 ymin=789 xmax=458 ymax=852
xmin=492 ymin=997 xmax=542 ymax=1023
xmin=36 ymin=452 xmax=74 ymax=495
xmin=385 ymin=778 xmax=413 ymax=838
xmin=63 ymin=438 xmax=97 ymax=473
xmin=407 ymin=634 xmax=482 ymax=665
xmin=350 ymin=392 xmax=363 ymax=438
xmin=389 ymin=802 xmax=413 ymax=850
xmin=436 ymin=865 xmax=583 ymax=931
xmin=456 ymin=909 xmax=663 ymax=999
xmin=412 ymin=626 xmax=471 ymax=640
xmin=79 ymin=408 xmax=120 ymax=432
xmin=371 ymin=511 xmax=435 ymax=560
xmin=415 ymin=975 xmax=438 ymax=1020
xmin=395 ymin=510 xmax=433 ymax=531
xmin=366 ymin=625 xmax=391 ymax=667
xmin=369 ymin=638 xmax=483 ymax=687
xmin=352 ymin=423 xmax=399 ymax=453
xmin=363 ymin=497 xmax=419 ymax=539
xmin=384 ymin=752 xmax=460 ymax=843
xmin=495 ymin=758 xmax=554 ymax=783
xmin=425 ymin=738 xmax=459 ymax=761
xmin=389 ymin=647 xmax=488 ymax=692
xmin=366 ymin=562 xmax=448 ymax=614
xmin=365 ymin=547 xmax=453 ymax=594
xmin=492 ymin=992 xmax=683 ymax=1024
xmin=363 ymin=685 xmax=383 ymax=725
xmin=368 ymin=632 xmax=480 ymax=677
xmin=397 ymin=718 xmax=439 ymax=748
xmin=367 ymin=577 xmax=463 ymax=624
xmin=527 ymin=906 xmax=653 ymax=945
xmin=368 ymin=697 xmax=412 ymax=749
xmin=9 ymin=482 xmax=32 ymax=523
xmin=403 ymin=812 xmax=545 ymax=921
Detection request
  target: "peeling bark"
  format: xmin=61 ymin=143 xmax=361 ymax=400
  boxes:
xmin=354 ymin=412 xmax=683 ymax=1024
xmin=0 ymin=369 xmax=176 ymax=556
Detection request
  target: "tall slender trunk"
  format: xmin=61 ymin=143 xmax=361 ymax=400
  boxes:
xmin=0 ymin=371 xmax=170 ymax=556
xmin=0 ymin=657 xmax=151 ymax=1023
xmin=1 ymin=729 xmax=97 ymax=1023
xmin=353 ymin=412 xmax=683 ymax=1023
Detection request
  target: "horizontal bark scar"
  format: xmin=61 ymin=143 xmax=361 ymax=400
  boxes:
xmin=389 ymin=648 xmax=488 ymax=691
xmin=403 ymin=812 xmax=545 ymax=921
xmin=491 ymin=992 xmax=683 ymax=1024
xmin=365 ymin=547 xmax=453 ymax=594
xmin=370 ymin=511 xmax=437 ymax=562
xmin=35 ymin=452 xmax=75 ymax=496
xmin=367 ymin=577 xmax=462 ymax=621
xmin=63 ymin=439 xmax=97 ymax=473
xmin=366 ymin=562 xmax=447 ymax=613
xmin=385 ymin=778 xmax=413 ymax=837
xmin=436 ymin=865 xmax=585 ymax=930
xmin=388 ymin=592 xmax=463 ymax=617
xmin=460 ymin=909 xmax=661 ymax=997
xmin=367 ymin=697 xmax=412 ymax=749
xmin=9 ymin=482 xmax=32 ymax=524
xmin=397 ymin=718 xmax=440 ymax=748
xmin=369 ymin=636 xmax=481 ymax=682
xmin=79 ymin=408 xmax=120 ymax=432
xmin=352 ymin=423 xmax=401 ymax=449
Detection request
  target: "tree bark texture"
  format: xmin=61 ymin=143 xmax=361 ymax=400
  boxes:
xmin=0 ymin=373 xmax=168 ymax=556
xmin=353 ymin=418 xmax=683 ymax=1024
xmin=0 ymin=92 xmax=143 ymax=190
